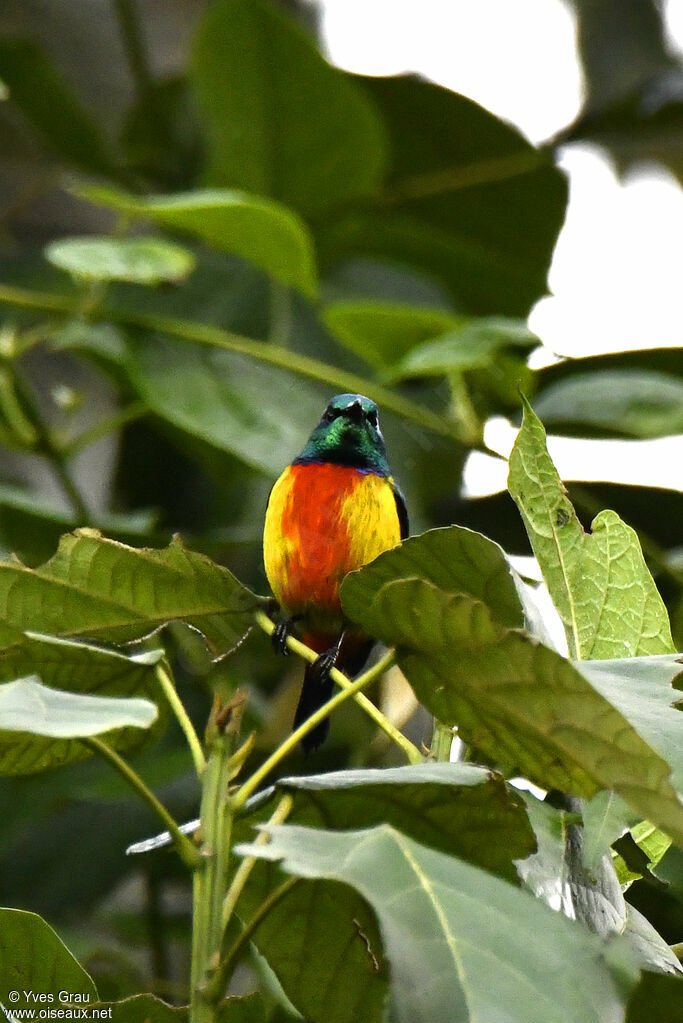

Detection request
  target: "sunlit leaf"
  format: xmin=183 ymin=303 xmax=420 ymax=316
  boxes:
xmin=237 ymin=824 xmax=638 ymax=1023
xmin=0 ymin=635 xmax=164 ymax=774
xmin=342 ymin=576 xmax=683 ymax=843
xmin=0 ymin=529 xmax=261 ymax=654
xmin=79 ymin=186 xmax=317 ymax=297
xmin=45 ymin=237 xmax=195 ymax=285
xmin=507 ymin=398 xmax=675 ymax=659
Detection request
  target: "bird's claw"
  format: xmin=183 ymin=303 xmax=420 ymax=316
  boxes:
xmin=272 ymin=618 xmax=292 ymax=656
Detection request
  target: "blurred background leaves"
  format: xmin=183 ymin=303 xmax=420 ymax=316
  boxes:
xmin=0 ymin=0 xmax=681 ymax=1003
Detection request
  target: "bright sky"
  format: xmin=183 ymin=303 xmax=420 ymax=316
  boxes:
xmin=318 ymin=0 xmax=683 ymax=494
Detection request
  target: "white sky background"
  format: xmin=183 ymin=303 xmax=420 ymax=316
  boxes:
xmin=317 ymin=0 xmax=683 ymax=495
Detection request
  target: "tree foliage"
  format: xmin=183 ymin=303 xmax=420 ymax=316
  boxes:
xmin=0 ymin=0 xmax=681 ymax=1019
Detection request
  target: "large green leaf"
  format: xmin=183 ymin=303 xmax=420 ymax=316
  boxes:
xmin=240 ymin=762 xmax=535 ymax=880
xmin=341 ymin=525 xmax=556 ymax=652
xmin=0 ymin=40 xmax=112 ymax=175
xmin=322 ymin=74 xmax=567 ymax=316
xmin=126 ymin=335 xmax=329 ymax=476
xmin=191 ymin=0 xmax=385 ymax=215
xmin=0 ymin=529 xmax=261 ymax=653
xmin=45 ymin=237 xmax=195 ymax=285
xmin=0 ymin=676 xmax=156 ymax=736
xmin=232 ymin=763 xmax=533 ymax=1023
xmin=0 ymin=907 xmax=97 ymax=1000
xmin=342 ymin=576 xmax=683 ymax=844
xmin=507 ymin=399 xmax=675 ymax=659
xmin=0 ymin=636 xmax=164 ymax=774
xmin=237 ymin=824 xmax=638 ymax=1023
xmin=79 ymin=186 xmax=317 ymax=297
xmin=533 ymin=370 xmax=683 ymax=438
xmin=579 ymin=655 xmax=683 ymax=793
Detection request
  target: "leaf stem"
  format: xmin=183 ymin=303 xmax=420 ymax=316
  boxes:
xmin=155 ymin=662 xmax=206 ymax=778
xmin=190 ymin=721 xmax=238 ymax=1022
xmin=215 ymin=877 xmax=299 ymax=996
xmin=64 ymin=401 xmax=147 ymax=456
xmin=83 ymin=735 xmax=201 ymax=868
xmin=254 ymin=609 xmax=422 ymax=771
xmin=113 ymin=0 xmax=153 ymax=92
xmin=430 ymin=719 xmax=454 ymax=762
xmin=221 ymin=793 xmax=294 ymax=935
xmin=0 ymin=282 xmax=494 ymax=451
xmin=5 ymin=358 xmax=90 ymax=521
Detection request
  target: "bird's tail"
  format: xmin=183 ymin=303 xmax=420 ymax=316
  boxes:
xmin=294 ymin=632 xmax=373 ymax=753
xmin=294 ymin=658 xmax=336 ymax=753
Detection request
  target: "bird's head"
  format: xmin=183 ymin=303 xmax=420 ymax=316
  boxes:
xmin=295 ymin=394 xmax=390 ymax=474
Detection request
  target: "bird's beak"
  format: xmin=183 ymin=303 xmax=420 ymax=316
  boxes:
xmin=347 ymin=399 xmax=363 ymax=423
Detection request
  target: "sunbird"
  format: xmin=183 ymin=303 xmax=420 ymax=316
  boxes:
xmin=263 ymin=393 xmax=408 ymax=751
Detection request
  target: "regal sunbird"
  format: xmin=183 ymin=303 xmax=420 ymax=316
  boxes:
xmin=263 ymin=393 xmax=408 ymax=751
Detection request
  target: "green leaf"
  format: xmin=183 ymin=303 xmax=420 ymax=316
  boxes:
xmin=614 ymin=820 xmax=673 ymax=887
xmin=78 ymin=186 xmax=317 ymax=297
xmin=0 ymin=676 xmax=156 ymax=737
xmin=241 ymin=762 xmax=535 ymax=881
xmin=237 ymin=824 xmax=638 ymax=1023
xmin=233 ymin=763 xmax=534 ymax=1023
xmin=533 ymin=370 xmax=683 ymax=438
xmin=239 ymin=874 xmax=388 ymax=1023
xmin=387 ymin=318 xmax=538 ymax=381
xmin=625 ymin=970 xmax=683 ymax=1021
xmin=324 ymin=74 xmax=567 ymax=316
xmin=0 ymin=907 xmax=97 ymax=999
xmin=0 ymin=635 xmax=164 ymax=774
xmin=126 ymin=335 xmax=329 ymax=476
xmin=342 ymin=577 xmax=683 ymax=843
xmin=191 ymin=0 xmax=385 ymax=215
xmin=45 ymin=237 xmax=195 ymax=285
xmin=322 ymin=301 xmax=457 ymax=371
xmin=507 ymin=398 xmax=675 ymax=659
xmin=581 ymin=790 xmax=639 ymax=873
xmin=0 ymin=40 xmax=112 ymax=175
xmin=341 ymin=525 xmax=556 ymax=651
xmin=0 ymin=529 xmax=261 ymax=654
xmin=578 ymin=655 xmax=683 ymax=793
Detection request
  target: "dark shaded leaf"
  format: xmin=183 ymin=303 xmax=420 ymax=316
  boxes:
xmin=322 ymin=74 xmax=568 ymax=316
xmin=0 ymin=39 xmax=112 ymax=175
xmin=191 ymin=0 xmax=385 ymax=215
xmin=0 ymin=907 xmax=97 ymax=998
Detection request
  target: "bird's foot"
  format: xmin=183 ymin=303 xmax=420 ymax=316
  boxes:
xmin=272 ymin=617 xmax=294 ymax=656
xmin=310 ymin=647 xmax=338 ymax=683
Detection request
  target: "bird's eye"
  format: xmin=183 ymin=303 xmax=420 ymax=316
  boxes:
xmin=321 ymin=408 xmax=336 ymax=423
xmin=367 ymin=409 xmax=378 ymax=428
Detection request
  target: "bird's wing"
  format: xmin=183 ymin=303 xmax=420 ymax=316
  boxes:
xmin=390 ymin=478 xmax=409 ymax=539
